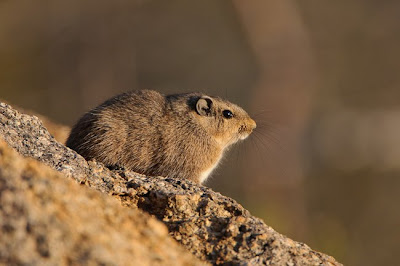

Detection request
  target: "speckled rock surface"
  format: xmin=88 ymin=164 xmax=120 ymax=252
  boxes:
xmin=0 ymin=140 xmax=204 ymax=265
xmin=0 ymin=102 xmax=342 ymax=265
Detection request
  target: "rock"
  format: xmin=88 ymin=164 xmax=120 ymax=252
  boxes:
xmin=0 ymin=101 xmax=342 ymax=265
xmin=0 ymin=140 xmax=204 ymax=265
xmin=0 ymin=100 xmax=70 ymax=144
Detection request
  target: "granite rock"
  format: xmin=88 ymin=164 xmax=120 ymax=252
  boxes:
xmin=0 ymin=140 xmax=204 ymax=265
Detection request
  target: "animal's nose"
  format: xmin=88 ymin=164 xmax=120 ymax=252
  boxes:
xmin=248 ymin=118 xmax=256 ymax=130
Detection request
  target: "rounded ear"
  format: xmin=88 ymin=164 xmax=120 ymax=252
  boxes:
xmin=196 ymin=96 xmax=213 ymax=116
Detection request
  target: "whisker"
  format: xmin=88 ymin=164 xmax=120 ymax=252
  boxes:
xmin=250 ymin=134 xmax=268 ymax=163
xmin=253 ymin=133 xmax=279 ymax=158
xmin=252 ymin=109 xmax=276 ymax=117
xmin=250 ymin=130 xmax=293 ymax=179
xmin=254 ymin=130 xmax=286 ymax=153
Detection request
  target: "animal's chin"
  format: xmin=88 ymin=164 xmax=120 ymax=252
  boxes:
xmin=223 ymin=132 xmax=250 ymax=148
xmin=239 ymin=132 xmax=250 ymax=140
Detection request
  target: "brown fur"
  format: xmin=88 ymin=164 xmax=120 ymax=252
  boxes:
xmin=66 ymin=90 xmax=256 ymax=184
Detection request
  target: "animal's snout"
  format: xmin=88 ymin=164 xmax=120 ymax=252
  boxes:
xmin=248 ymin=118 xmax=256 ymax=130
xmin=239 ymin=118 xmax=256 ymax=136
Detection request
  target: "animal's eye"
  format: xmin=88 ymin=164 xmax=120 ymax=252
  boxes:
xmin=222 ymin=110 xmax=234 ymax=119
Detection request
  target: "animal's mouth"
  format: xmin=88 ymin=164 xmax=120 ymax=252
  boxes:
xmin=239 ymin=133 xmax=250 ymax=140
xmin=238 ymin=119 xmax=256 ymax=140
xmin=238 ymin=127 xmax=253 ymax=140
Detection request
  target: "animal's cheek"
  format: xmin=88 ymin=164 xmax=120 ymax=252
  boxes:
xmin=223 ymin=125 xmax=237 ymax=136
xmin=227 ymin=128 xmax=241 ymax=142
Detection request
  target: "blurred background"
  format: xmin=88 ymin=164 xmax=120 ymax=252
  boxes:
xmin=1 ymin=1 xmax=399 ymax=265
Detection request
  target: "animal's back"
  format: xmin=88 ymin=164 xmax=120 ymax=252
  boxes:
xmin=66 ymin=90 xmax=166 ymax=171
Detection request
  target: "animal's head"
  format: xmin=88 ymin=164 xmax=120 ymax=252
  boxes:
xmin=193 ymin=94 xmax=256 ymax=149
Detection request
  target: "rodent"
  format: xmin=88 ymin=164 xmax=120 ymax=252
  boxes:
xmin=66 ymin=90 xmax=256 ymax=184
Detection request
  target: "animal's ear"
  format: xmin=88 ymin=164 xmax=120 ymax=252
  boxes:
xmin=196 ymin=96 xmax=213 ymax=116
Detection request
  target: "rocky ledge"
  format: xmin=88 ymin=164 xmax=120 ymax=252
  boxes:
xmin=0 ymin=102 xmax=341 ymax=265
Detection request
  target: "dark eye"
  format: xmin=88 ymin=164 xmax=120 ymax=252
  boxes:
xmin=222 ymin=110 xmax=233 ymax=119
